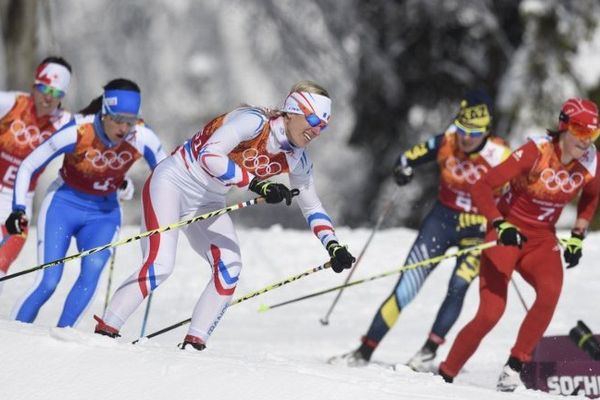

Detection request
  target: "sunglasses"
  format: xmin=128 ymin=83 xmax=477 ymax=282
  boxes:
xmin=108 ymin=113 xmax=138 ymax=126
xmin=567 ymin=122 xmax=600 ymax=141
xmin=35 ymin=83 xmax=65 ymax=99
xmin=293 ymin=95 xmax=328 ymax=130
xmin=454 ymin=120 xmax=487 ymax=138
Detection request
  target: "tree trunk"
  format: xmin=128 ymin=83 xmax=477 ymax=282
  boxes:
xmin=1 ymin=0 xmax=38 ymax=90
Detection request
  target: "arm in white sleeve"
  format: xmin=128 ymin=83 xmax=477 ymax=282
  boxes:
xmin=198 ymin=109 xmax=267 ymax=188
xmin=0 ymin=92 xmax=17 ymax=119
xmin=134 ymin=124 xmax=167 ymax=170
xmin=12 ymin=124 xmax=77 ymax=211
xmin=289 ymin=161 xmax=339 ymax=249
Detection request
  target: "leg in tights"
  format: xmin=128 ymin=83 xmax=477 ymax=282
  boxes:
xmin=11 ymin=192 xmax=76 ymax=323
xmin=57 ymin=207 xmax=121 ymax=327
xmin=440 ymin=236 xmax=521 ymax=377
xmin=102 ymin=174 xmax=181 ymax=330
xmin=430 ymin=239 xmax=482 ymax=341
xmin=360 ymin=203 xmax=458 ymax=356
xmin=510 ymin=235 xmax=562 ymax=361
xmin=183 ymin=212 xmax=241 ymax=342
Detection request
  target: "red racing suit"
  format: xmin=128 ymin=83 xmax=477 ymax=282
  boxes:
xmin=440 ymin=135 xmax=600 ymax=377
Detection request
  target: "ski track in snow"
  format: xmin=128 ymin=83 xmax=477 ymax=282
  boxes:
xmin=0 ymin=225 xmax=596 ymax=399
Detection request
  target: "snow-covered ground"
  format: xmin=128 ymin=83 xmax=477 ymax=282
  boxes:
xmin=0 ymin=220 xmax=597 ymax=399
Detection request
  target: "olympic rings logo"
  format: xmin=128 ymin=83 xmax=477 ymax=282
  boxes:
xmin=445 ymin=156 xmax=487 ymax=184
xmin=242 ymin=148 xmax=282 ymax=177
xmin=10 ymin=119 xmax=53 ymax=149
xmin=540 ymin=168 xmax=584 ymax=193
xmin=85 ymin=149 xmax=133 ymax=170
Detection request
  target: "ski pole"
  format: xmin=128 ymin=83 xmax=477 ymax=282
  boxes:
xmin=259 ymin=240 xmax=497 ymax=312
xmin=132 ymin=260 xmax=331 ymax=344
xmin=0 ymin=195 xmax=278 ymax=283
xmin=510 ymin=236 xmax=575 ymax=314
xmin=510 ymin=279 xmax=529 ymax=312
xmin=319 ymin=188 xmax=399 ymax=326
xmin=103 ymin=248 xmax=117 ymax=314
xmin=140 ymin=292 xmax=153 ymax=337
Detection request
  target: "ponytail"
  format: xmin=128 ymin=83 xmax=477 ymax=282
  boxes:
xmin=78 ymin=96 xmax=103 ymax=115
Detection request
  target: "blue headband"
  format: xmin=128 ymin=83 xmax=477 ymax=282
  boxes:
xmin=102 ymin=89 xmax=141 ymax=116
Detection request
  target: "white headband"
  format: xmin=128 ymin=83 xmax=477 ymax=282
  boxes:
xmin=283 ymin=91 xmax=331 ymax=123
xmin=34 ymin=62 xmax=71 ymax=92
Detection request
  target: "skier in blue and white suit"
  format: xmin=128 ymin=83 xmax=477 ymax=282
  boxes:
xmin=5 ymin=78 xmax=166 ymax=327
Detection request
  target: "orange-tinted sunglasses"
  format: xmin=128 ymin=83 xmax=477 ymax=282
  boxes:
xmin=568 ymin=122 xmax=600 ymax=141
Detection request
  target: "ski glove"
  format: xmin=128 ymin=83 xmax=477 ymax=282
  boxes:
xmin=117 ymin=177 xmax=135 ymax=201
xmin=327 ymin=241 xmax=356 ymax=273
xmin=5 ymin=210 xmax=28 ymax=235
xmin=493 ymin=219 xmax=527 ymax=248
xmin=393 ymin=164 xmax=414 ymax=186
xmin=249 ymin=178 xmax=294 ymax=205
xmin=563 ymin=232 xmax=584 ymax=269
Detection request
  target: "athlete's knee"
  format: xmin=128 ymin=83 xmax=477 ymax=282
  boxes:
xmin=447 ymin=278 xmax=470 ymax=298
xmin=535 ymin=287 xmax=561 ymax=310
xmin=82 ymin=253 xmax=111 ymax=275
xmin=454 ymin=254 xmax=480 ymax=283
xmin=394 ymin=273 xmax=422 ymax=307
xmin=212 ymin=260 xmax=241 ymax=296
xmin=150 ymin=260 xmax=176 ymax=283
xmin=37 ymin=268 xmax=63 ymax=294
xmin=208 ymin=244 xmax=241 ymax=294
xmin=475 ymin=301 xmax=505 ymax=328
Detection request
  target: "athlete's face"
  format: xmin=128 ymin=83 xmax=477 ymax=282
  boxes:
xmin=32 ymin=85 xmax=62 ymax=118
xmin=457 ymin=132 xmax=486 ymax=153
xmin=102 ymin=114 xmax=135 ymax=143
xmin=562 ymin=130 xmax=592 ymax=162
xmin=284 ymin=113 xmax=323 ymax=148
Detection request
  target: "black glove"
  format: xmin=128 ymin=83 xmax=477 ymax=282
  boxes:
xmin=393 ymin=164 xmax=414 ymax=186
xmin=569 ymin=320 xmax=600 ymax=360
xmin=493 ymin=219 xmax=527 ymax=248
xmin=563 ymin=232 xmax=584 ymax=269
xmin=249 ymin=178 xmax=294 ymax=205
xmin=5 ymin=210 xmax=28 ymax=235
xmin=326 ymin=241 xmax=356 ymax=273
xmin=117 ymin=177 xmax=135 ymax=201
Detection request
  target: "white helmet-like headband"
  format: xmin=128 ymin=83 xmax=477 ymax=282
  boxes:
xmin=282 ymin=91 xmax=331 ymax=124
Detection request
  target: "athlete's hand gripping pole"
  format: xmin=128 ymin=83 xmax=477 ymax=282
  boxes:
xmin=319 ymin=188 xmax=399 ymax=326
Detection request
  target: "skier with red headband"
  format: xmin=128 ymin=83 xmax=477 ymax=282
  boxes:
xmin=0 ymin=57 xmax=73 ymax=285
xmin=94 ymin=80 xmax=355 ymax=350
xmin=439 ymin=98 xmax=600 ymax=391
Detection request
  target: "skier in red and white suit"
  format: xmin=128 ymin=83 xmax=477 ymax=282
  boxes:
xmin=439 ymin=98 xmax=600 ymax=391
xmin=0 ymin=57 xmax=72 ymax=282
xmin=96 ymin=80 xmax=355 ymax=349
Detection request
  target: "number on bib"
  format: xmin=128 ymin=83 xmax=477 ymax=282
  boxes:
xmin=537 ymin=206 xmax=556 ymax=221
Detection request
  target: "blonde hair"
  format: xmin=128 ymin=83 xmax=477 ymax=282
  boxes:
xmin=288 ymin=80 xmax=329 ymax=97
xmin=246 ymin=81 xmax=330 ymax=119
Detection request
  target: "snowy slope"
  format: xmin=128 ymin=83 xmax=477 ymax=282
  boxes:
xmin=0 ymin=223 xmax=597 ymax=400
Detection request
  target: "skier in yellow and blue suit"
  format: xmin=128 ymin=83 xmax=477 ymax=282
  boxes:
xmin=329 ymin=90 xmax=511 ymax=371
